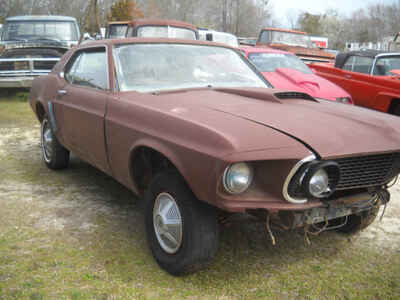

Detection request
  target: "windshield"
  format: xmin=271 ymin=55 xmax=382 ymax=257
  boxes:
xmin=108 ymin=24 xmax=128 ymax=39
xmin=2 ymin=21 xmax=78 ymax=41
xmin=269 ymin=31 xmax=313 ymax=48
xmin=248 ymin=52 xmax=313 ymax=74
xmin=137 ymin=26 xmax=196 ymax=40
xmin=114 ymin=44 xmax=268 ymax=92
xmin=373 ymin=56 xmax=400 ymax=76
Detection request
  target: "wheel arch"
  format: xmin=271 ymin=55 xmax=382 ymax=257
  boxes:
xmin=128 ymin=140 xmax=191 ymax=196
xmin=36 ymin=102 xmax=46 ymax=122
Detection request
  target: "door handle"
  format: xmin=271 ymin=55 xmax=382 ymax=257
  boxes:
xmin=57 ymin=89 xmax=67 ymax=96
xmin=345 ymin=74 xmax=352 ymax=79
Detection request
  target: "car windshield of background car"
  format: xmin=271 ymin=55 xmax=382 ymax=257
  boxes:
xmin=248 ymin=52 xmax=313 ymax=74
xmin=114 ymin=44 xmax=268 ymax=93
xmin=137 ymin=26 xmax=196 ymax=40
xmin=2 ymin=21 xmax=78 ymax=42
xmin=271 ymin=31 xmax=313 ymax=48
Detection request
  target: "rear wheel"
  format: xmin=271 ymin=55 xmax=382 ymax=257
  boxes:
xmin=144 ymin=171 xmax=219 ymax=276
xmin=41 ymin=117 xmax=69 ymax=170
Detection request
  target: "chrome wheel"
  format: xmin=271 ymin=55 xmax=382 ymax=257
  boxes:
xmin=41 ymin=119 xmax=53 ymax=163
xmin=153 ymin=192 xmax=183 ymax=254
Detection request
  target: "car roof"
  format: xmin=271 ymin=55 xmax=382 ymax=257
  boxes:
xmin=240 ymin=46 xmax=290 ymax=55
xmin=79 ymin=37 xmax=235 ymax=49
xmin=6 ymin=15 xmax=77 ymax=22
xmin=261 ymin=28 xmax=307 ymax=35
xmin=127 ymin=19 xmax=197 ymax=32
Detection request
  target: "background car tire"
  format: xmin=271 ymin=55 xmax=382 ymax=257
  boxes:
xmin=335 ymin=205 xmax=379 ymax=234
xmin=394 ymin=104 xmax=400 ymax=117
xmin=144 ymin=170 xmax=219 ymax=276
xmin=41 ymin=116 xmax=69 ymax=170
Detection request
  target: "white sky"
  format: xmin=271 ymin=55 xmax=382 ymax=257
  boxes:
xmin=270 ymin=0 xmax=399 ymax=27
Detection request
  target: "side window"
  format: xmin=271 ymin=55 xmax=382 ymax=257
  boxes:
xmin=64 ymin=48 xmax=108 ymax=90
xmin=343 ymin=56 xmax=355 ymax=71
xmin=352 ymin=56 xmax=374 ymax=74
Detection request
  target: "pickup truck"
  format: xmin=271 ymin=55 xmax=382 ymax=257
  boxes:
xmin=0 ymin=15 xmax=80 ymax=88
xmin=310 ymin=50 xmax=400 ymax=115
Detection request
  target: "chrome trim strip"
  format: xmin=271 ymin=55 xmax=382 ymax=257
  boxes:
xmin=282 ymin=154 xmax=317 ymax=204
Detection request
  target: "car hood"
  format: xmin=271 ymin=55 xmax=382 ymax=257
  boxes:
xmin=262 ymin=68 xmax=350 ymax=101
xmin=141 ymin=87 xmax=400 ymax=159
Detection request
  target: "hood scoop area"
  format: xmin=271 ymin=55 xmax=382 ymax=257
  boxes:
xmin=214 ymin=88 xmax=281 ymax=103
xmin=274 ymin=91 xmax=317 ymax=102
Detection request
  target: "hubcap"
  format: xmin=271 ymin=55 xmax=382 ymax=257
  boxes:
xmin=41 ymin=119 xmax=53 ymax=163
xmin=153 ymin=193 xmax=183 ymax=254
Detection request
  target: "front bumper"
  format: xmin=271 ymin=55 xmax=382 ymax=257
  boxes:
xmin=0 ymin=76 xmax=34 ymax=88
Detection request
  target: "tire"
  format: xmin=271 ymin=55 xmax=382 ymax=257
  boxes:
xmin=144 ymin=170 xmax=219 ymax=276
xmin=41 ymin=117 xmax=70 ymax=170
xmin=335 ymin=205 xmax=380 ymax=234
xmin=394 ymin=104 xmax=400 ymax=117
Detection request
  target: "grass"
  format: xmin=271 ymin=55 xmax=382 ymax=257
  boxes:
xmin=0 ymin=94 xmax=399 ymax=299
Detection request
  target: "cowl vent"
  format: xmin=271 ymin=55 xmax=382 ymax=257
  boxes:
xmin=274 ymin=92 xmax=316 ymax=102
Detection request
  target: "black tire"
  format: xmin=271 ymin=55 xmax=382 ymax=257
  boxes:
xmin=41 ymin=117 xmax=69 ymax=170
xmin=144 ymin=170 xmax=219 ymax=276
xmin=394 ymin=104 xmax=400 ymax=117
xmin=335 ymin=205 xmax=380 ymax=234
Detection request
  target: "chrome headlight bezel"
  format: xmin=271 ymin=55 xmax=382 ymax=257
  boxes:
xmin=283 ymin=156 xmax=341 ymax=203
xmin=223 ymin=162 xmax=254 ymax=195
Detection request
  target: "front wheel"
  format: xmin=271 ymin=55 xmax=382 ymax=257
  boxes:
xmin=41 ymin=117 xmax=69 ymax=170
xmin=335 ymin=205 xmax=380 ymax=234
xmin=144 ymin=171 xmax=219 ymax=276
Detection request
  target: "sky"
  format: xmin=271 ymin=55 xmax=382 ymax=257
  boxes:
xmin=270 ymin=0 xmax=399 ymax=27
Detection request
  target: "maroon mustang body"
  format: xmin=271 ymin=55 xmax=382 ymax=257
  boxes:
xmin=30 ymin=38 xmax=400 ymax=275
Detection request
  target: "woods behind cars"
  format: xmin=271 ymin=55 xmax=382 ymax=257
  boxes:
xmin=0 ymin=16 xmax=80 ymax=88
xmin=29 ymin=38 xmax=400 ymax=276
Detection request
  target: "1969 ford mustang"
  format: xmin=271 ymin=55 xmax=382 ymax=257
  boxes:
xmin=29 ymin=38 xmax=400 ymax=275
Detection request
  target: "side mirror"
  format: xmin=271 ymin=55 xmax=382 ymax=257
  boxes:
xmin=206 ymin=33 xmax=213 ymax=41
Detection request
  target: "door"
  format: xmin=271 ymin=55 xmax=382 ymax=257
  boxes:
xmin=56 ymin=47 xmax=111 ymax=173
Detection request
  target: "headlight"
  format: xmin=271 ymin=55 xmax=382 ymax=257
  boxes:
xmin=223 ymin=162 xmax=253 ymax=194
xmin=302 ymin=161 xmax=340 ymax=198
xmin=336 ymin=97 xmax=352 ymax=104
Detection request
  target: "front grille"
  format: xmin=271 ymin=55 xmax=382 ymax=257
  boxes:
xmin=33 ymin=60 xmax=57 ymax=70
xmin=0 ymin=61 xmax=17 ymax=71
xmin=334 ymin=153 xmax=400 ymax=190
xmin=287 ymin=152 xmax=400 ymax=199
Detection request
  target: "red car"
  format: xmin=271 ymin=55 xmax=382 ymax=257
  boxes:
xmin=241 ymin=47 xmax=353 ymax=104
xmin=310 ymin=50 xmax=400 ymax=115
